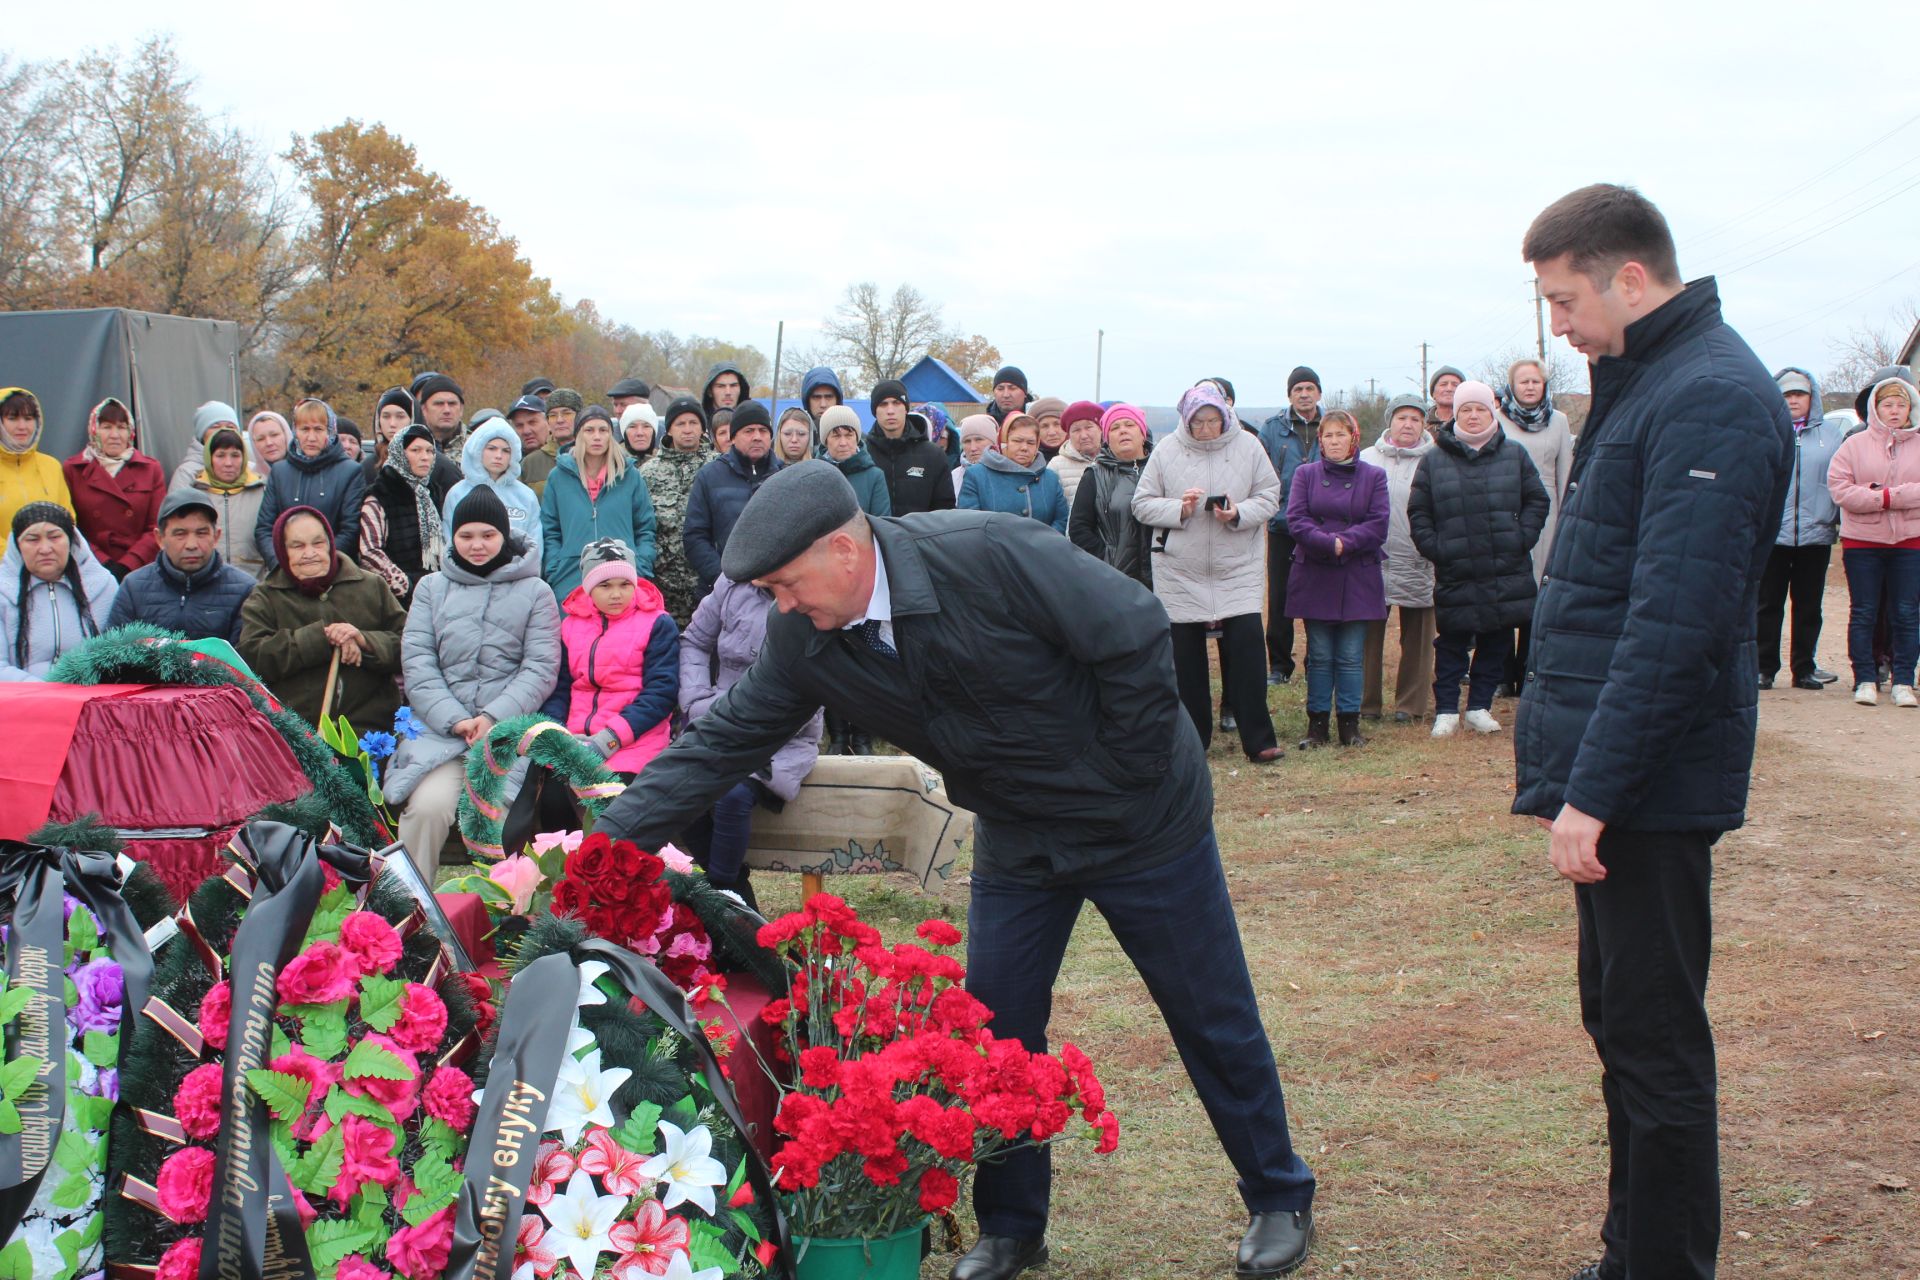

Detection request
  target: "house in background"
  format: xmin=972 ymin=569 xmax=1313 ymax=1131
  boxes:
xmin=900 ymin=356 xmax=987 ymax=420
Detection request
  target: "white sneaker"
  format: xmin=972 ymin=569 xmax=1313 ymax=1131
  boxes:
xmin=1430 ymin=713 xmax=1460 ymax=738
xmin=1893 ymin=685 xmax=1918 ymax=708
xmin=1854 ymin=682 xmax=1879 ymax=706
xmin=1464 ymin=709 xmax=1503 ymax=734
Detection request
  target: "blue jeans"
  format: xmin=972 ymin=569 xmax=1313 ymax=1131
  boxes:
xmin=966 ymin=830 xmax=1315 ymax=1237
xmin=1841 ymin=546 xmax=1920 ymax=686
xmin=1433 ymin=629 xmax=1514 ymax=715
xmin=1304 ymin=620 xmax=1368 ymax=713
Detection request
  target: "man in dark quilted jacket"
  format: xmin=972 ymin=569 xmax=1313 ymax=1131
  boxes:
xmin=1514 ymin=184 xmax=1792 ymax=1280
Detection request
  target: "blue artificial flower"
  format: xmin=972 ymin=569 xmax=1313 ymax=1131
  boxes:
xmin=393 ymin=706 xmax=422 ymax=740
xmin=359 ymin=730 xmax=398 ymax=761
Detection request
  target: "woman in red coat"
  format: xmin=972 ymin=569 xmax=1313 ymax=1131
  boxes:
xmin=62 ymin=397 xmax=166 ymax=580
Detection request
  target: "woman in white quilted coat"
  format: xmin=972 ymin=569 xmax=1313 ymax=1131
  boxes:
xmin=1132 ymin=383 xmax=1285 ymax=762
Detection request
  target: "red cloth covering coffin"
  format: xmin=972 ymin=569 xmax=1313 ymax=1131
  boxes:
xmin=0 ymin=682 xmax=313 ymax=899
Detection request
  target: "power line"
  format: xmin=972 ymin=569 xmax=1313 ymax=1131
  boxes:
xmin=1703 ymin=150 xmax=1920 ymax=264
xmin=1719 ymin=171 xmax=1920 ymax=275
xmin=1684 ymin=111 xmax=1920 ymax=248
xmin=1747 ymin=259 xmax=1920 ymax=341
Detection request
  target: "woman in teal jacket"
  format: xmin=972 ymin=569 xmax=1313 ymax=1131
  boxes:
xmin=816 ymin=406 xmax=892 ymax=516
xmin=538 ymin=406 xmax=658 ymax=597
xmin=957 ymin=411 xmax=1068 ymax=532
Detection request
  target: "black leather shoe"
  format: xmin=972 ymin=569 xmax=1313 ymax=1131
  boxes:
xmin=949 ymin=1235 xmax=1047 ymax=1280
xmin=1792 ymin=674 xmax=1824 ymax=690
xmin=1268 ymin=668 xmax=1292 ymax=686
xmin=1220 ymin=710 xmax=1239 ymax=733
xmin=1758 ymin=673 xmax=1774 ymax=690
xmin=1236 ymin=1210 xmax=1312 ymax=1277
xmin=1567 ymin=1263 xmax=1621 ymax=1280
xmin=1813 ymin=667 xmax=1839 ymax=684
xmin=850 ymin=733 xmax=875 ymax=756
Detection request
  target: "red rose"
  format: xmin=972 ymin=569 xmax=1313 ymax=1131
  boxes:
xmin=338 ymin=912 xmax=405 ymax=976
xmin=566 ymin=833 xmax=615 ymax=884
xmin=550 ymin=877 xmax=586 ymax=917
xmin=198 ymin=980 xmax=231 ymax=1050
xmin=390 ymin=984 xmax=449 ymax=1054
xmin=277 ymin=942 xmax=359 ymax=1006
xmin=173 ymin=1062 xmax=225 ymax=1139
xmin=917 ymin=1167 xmax=959 ymax=1213
xmin=156 ymin=1146 xmax=215 ymax=1224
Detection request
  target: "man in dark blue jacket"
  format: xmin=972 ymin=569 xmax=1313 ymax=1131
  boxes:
xmin=106 ymin=492 xmax=256 ymax=642
xmin=682 ymin=401 xmax=781 ymax=597
xmin=1514 ymin=184 xmax=1792 ymax=1280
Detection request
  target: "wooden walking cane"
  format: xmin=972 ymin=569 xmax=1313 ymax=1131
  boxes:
xmin=317 ymin=647 xmax=343 ymax=725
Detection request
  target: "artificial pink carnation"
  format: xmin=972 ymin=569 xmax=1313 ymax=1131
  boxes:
xmin=331 ymin=1115 xmax=402 ymax=1204
xmin=293 ymin=1187 xmax=318 ymax=1230
xmin=341 ymin=1032 xmax=420 ymax=1121
xmin=384 ymin=1205 xmax=454 ymax=1279
xmin=335 ymin=1255 xmax=390 ymax=1280
xmin=276 ymin=942 xmax=359 ymax=1006
xmin=155 ymin=1237 xmax=202 ymax=1280
xmin=173 ymin=1062 xmax=225 ymax=1139
xmin=389 ymin=984 xmax=448 ymax=1055
xmin=155 ymin=1146 xmax=215 ymax=1224
xmin=338 ymin=911 xmax=404 ymax=976
xmin=271 ymin=1044 xmax=340 ymax=1139
xmin=198 ymin=980 xmax=231 ymax=1050
xmin=422 ymin=1065 xmax=476 ymax=1130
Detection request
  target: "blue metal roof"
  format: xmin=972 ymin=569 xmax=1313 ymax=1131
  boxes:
xmin=901 ymin=355 xmax=984 ymax=404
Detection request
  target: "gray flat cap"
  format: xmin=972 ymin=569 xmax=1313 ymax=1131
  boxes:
xmin=721 ymin=460 xmax=860 ymax=581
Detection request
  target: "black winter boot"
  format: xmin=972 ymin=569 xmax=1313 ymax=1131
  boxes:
xmin=1297 ymin=711 xmax=1331 ymax=750
xmin=850 ymin=731 xmax=875 ymax=756
xmin=1337 ymin=712 xmax=1368 ymax=747
xmin=824 ymin=712 xmax=850 ymax=755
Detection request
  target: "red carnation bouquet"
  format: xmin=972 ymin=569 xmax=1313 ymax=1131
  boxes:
xmin=751 ymin=894 xmax=1118 ymax=1242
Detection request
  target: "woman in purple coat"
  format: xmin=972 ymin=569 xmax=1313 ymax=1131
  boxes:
xmin=676 ymin=572 xmax=825 ymax=909
xmin=1285 ymin=410 xmax=1390 ymax=748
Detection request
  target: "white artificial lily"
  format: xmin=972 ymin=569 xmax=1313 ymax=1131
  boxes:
xmin=577 ymin=960 xmax=611 ymax=1006
xmin=538 ymin=1170 xmax=625 ymax=1279
xmin=566 ymin=1022 xmax=596 ymax=1057
xmin=545 ymin=1047 xmax=632 ymax=1145
xmin=658 ymin=1252 xmax=723 ymax=1280
xmin=637 ymin=1120 xmax=728 ymax=1215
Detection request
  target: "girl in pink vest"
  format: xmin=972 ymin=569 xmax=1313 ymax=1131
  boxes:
xmin=539 ymin=538 xmax=680 ymax=777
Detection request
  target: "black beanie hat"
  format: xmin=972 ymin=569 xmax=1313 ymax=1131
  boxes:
xmin=869 ymin=379 xmax=909 ymax=412
xmin=577 ymin=405 xmax=614 ymax=432
xmin=1208 ymin=375 xmax=1237 ymax=402
xmin=334 ymin=417 xmax=362 ymax=442
xmin=729 ymin=401 xmax=772 ymax=434
xmin=991 ymin=366 xmax=1029 ymax=393
xmin=414 ymin=373 xmax=464 ymax=406
xmin=11 ymin=501 xmax=76 ymax=544
xmin=1287 ymin=366 xmax=1320 ymax=392
xmin=449 ymin=486 xmax=511 ymax=538
xmin=377 ymin=386 xmax=414 ymax=417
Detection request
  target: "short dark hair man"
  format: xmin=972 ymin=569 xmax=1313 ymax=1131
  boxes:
xmin=987 ymin=365 xmax=1030 ymax=425
xmin=681 ymin=401 xmax=780 ymax=599
xmin=864 ymin=379 xmax=956 ymax=517
xmin=596 ymin=462 xmax=1317 ymax=1280
xmin=800 ymin=366 xmax=844 ymax=425
xmin=1514 ymin=183 xmax=1792 ymax=1280
xmin=414 ymin=374 xmax=467 ymax=456
xmin=105 ymin=492 xmax=256 ymax=642
xmin=1256 ymin=366 xmax=1323 ymax=683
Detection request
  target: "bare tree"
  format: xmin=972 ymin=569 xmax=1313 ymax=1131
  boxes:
xmin=0 ymin=55 xmax=80 ymax=307
xmin=820 ymin=282 xmax=948 ymax=390
xmin=1825 ymin=301 xmax=1919 ymax=394
xmin=1476 ymin=344 xmax=1582 ymax=396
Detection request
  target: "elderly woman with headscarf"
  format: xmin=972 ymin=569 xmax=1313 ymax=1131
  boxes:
xmin=0 ymin=388 xmax=72 ymax=539
xmin=359 ymin=424 xmax=452 ymax=607
xmin=238 ymin=505 xmax=406 ymax=729
xmin=1133 ymin=383 xmax=1285 ymax=762
xmin=0 ymin=502 xmax=117 ymax=681
xmin=1496 ymin=356 xmax=1575 ymax=694
xmin=62 ymin=396 xmax=167 ymax=580
xmin=637 ymin=396 xmax=715 ymax=629
xmin=957 ymin=411 xmax=1069 ymax=531
xmin=254 ymin=399 xmax=366 ymax=571
xmin=1069 ymin=402 xmax=1154 ymax=589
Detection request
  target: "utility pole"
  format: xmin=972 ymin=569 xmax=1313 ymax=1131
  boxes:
xmin=1095 ymin=329 xmax=1104 ymax=401
xmin=1367 ymin=377 xmax=1377 ymax=400
xmin=1419 ymin=342 xmax=1430 ymax=400
xmin=1531 ymin=277 xmax=1547 ymax=363
xmin=770 ymin=320 xmax=784 ymax=408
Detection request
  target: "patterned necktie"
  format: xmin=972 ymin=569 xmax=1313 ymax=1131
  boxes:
xmin=859 ymin=617 xmax=897 ymax=659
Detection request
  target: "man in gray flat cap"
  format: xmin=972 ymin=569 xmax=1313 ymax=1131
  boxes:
xmin=595 ymin=460 xmax=1317 ymax=1280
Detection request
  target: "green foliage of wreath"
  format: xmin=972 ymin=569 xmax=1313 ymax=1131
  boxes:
xmin=455 ymin=713 xmax=623 ymax=864
xmin=44 ymin=624 xmax=382 ymax=846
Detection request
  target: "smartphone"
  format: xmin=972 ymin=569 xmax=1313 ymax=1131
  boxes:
xmin=1204 ymin=494 xmax=1229 ymax=511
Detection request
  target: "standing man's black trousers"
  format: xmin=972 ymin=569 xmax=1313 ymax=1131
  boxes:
xmin=1756 ymin=543 xmax=1831 ymax=682
xmin=1266 ymin=529 xmax=1298 ymax=675
xmin=1576 ymin=828 xmax=1720 ymax=1280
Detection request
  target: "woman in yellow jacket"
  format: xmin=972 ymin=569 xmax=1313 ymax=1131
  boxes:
xmin=0 ymin=388 xmax=73 ymax=537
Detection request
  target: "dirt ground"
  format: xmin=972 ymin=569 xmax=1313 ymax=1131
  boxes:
xmin=752 ymin=564 xmax=1917 ymax=1277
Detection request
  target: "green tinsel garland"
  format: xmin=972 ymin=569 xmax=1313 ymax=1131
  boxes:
xmin=45 ymin=623 xmax=382 ymax=845
xmin=456 ymin=712 xmax=626 ymax=862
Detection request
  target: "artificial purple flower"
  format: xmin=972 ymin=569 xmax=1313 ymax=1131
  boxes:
xmin=83 ymin=1067 xmax=119 ymax=1100
xmin=69 ymin=958 xmax=125 ymax=1035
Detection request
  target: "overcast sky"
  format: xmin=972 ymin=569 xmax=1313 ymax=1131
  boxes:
xmin=13 ymin=1 xmax=1919 ymax=406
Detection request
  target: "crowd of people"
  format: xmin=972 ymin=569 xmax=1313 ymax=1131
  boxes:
xmin=0 ymin=347 xmax=1913 ymax=792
